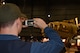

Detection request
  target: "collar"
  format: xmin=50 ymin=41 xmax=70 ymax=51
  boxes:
xmin=0 ymin=34 xmax=20 ymax=40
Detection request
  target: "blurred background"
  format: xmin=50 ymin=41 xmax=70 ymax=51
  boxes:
xmin=1 ymin=0 xmax=80 ymax=53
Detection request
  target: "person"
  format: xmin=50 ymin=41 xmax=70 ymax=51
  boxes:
xmin=0 ymin=3 xmax=64 ymax=53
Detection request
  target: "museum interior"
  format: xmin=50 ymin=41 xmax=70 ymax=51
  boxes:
xmin=1 ymin=0 xmax=80 ymax=53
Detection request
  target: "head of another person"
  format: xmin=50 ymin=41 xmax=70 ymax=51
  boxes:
xmin=0 ymin=3 xmax=26 ymax=36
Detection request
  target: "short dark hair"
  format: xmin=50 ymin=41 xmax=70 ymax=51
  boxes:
xmin=0 ymin=19 xmax=16 ymax=28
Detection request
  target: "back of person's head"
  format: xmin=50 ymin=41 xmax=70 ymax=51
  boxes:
xmin=0 ymin=3 xmax=26 ymax=28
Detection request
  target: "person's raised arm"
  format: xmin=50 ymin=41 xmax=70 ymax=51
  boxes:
xmin=33 ymin=18 xmax=48 ymax=29
xmin=31 ymin=18 xmax=64 ymax=53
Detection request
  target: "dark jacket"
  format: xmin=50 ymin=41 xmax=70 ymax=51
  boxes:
xmin=0 ymin=27 xmax=64 ymax=53
xmin=0 ymin=35 xmax=32 ymax=53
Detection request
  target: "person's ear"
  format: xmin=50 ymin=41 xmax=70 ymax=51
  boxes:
xmin=15 ymin=18 xmax=19 ymax=24
xmin=15 ymin=18 xmax=22 ymax=33
xmin=14 ymin=18 xmax=21 ymax=28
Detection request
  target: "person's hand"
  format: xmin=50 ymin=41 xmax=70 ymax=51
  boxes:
xmin=33 ymin=18 xmax=48 ymax=29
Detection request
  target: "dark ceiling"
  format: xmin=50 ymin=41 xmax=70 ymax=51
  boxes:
xmin=5 ymin=0 xmax=80 ymax=6
xmin=4 ymin=0 xmax=80 ymax=22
